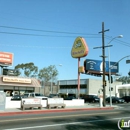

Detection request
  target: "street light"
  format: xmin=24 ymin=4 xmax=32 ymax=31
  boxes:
xmin=51 ymin=64 xmax=62 ymax=94
xmin=108 ymin=35 xmax=123 ymax=107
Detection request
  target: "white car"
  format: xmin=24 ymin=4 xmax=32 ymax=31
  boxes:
xmin=23 ymin=93 xmax=48 ymax=100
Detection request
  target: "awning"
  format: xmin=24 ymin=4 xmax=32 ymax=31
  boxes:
xmin=0 ymin=75 xmax=41 ymax=88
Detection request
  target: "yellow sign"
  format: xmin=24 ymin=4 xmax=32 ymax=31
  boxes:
xmin=78 ymin=66 xmax=85 ymax=73
xmin=3 ymin=77 xmax=32 ymax=84
xmin=71 ymin=37 xmax=89 ymax=58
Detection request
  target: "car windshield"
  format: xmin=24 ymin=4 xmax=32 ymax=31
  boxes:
xmin=94 ymin=95 xmax=98 ymax=98
xmin=24 ymin=94 xmax=29 ymax=97
xmin=13 ymin=95 xmax=20 ymax=97
xmin=35 ymin=93 xmax=44 ymax=96
xmin=113 ymin=97 xmax=119 ymax=99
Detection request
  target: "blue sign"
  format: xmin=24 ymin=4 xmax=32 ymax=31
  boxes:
xmin=85 ymin=59 xmax=119 ymax=74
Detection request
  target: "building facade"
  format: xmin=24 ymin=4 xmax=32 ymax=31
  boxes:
xmin=116 ymin=84 xmax=130 ymax=97
xmin=57 ymin=78 xmax=123 ymax=97
xmin=0 ymin=75 xmax=41 ymax=96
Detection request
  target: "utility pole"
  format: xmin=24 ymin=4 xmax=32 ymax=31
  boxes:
xmin=99 ymin=22 xmax=109 ymax=107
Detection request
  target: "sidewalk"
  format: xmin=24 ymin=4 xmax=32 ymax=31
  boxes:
xmin=0 ymin=103 xmax=118 ymax=116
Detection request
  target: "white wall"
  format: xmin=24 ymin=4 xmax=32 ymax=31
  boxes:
xmin=5 ymin=97 xmax=84 ymax=108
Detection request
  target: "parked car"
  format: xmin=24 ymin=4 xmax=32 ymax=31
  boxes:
xmin=23 ymin=93 xmax=48 ymax=100
xmin=106 ymin=96 xmax=125 ymax=103
xmin=64 ymin=93 xmax=76 ymax=100
xmin=121 ymin=96 xmax=130 ymax=103
xmin=11 ymin=95 xmax=22 ymax=101
xmin=48 ymin=94 xmax=59 ymax=98
xmin=64 ymin=96 xmax=76 ymax=100
xmin=82 ymin=95 xmax=99 ymax=103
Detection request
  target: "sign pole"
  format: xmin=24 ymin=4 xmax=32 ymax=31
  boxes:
xmin=71 ymin=37 xmax=89 ymax=99
xmin=78 ymin=57 xmax=80 ymax=99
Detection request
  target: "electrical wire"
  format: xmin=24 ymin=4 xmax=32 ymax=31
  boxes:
xmin=0 ymin=25 xmax=130 ymax=47
xmin=0 ymin=25 xmax=99 ymax=36
xmin=0 ymin=31 xmax=101 ymax=38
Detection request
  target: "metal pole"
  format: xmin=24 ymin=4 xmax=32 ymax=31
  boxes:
xmin=107 ymin=35 xmax=123 ymax=107
xmin=51 ymin=74 xmax=52 ymax=94
xmin=102 ymin=22 xmax=106 ymax=107
xmin=78 ymin=57 xmax=80 ymax=99
xmin=108 ymin=47 xmax=112 ymax=106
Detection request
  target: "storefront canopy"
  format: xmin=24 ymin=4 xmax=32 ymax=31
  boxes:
xmin=0 ymin=75 xmax=41 ymax=88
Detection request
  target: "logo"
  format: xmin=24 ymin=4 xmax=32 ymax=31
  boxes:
xmin=87 ymin=61 xmax=96 ymax=70
xmin=118 ymin=119 xmax=130 ymax=130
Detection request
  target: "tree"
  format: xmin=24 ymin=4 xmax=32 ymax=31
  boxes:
xmin=14 ymin=62 xmax=38 ymax=77
xmin=116 ymin=76 xmax=130 ymax=84
xmin=38 ymin=65 xmax=58 ymax=84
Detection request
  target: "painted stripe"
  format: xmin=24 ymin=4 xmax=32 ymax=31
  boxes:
xmin=4 ymin=116 xmax=130 ymax=130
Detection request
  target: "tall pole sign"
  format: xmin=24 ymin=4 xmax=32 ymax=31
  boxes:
xmin=71 ymin=37 xmax=89 ymax=99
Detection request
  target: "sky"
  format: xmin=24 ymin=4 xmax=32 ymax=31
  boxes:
xmin=0 ymin=0 xmax=130 ymax=81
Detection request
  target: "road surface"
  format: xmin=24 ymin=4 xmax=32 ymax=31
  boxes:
xmin=0 ymin=103 xmax=130 ymax=130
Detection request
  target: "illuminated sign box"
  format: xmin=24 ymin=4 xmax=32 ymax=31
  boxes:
xmin=71 ymin=37 xmax=89 ymax=58
xmin=78 ymin=66 xmax=85 ymax=73
xmin=3 ymin=77 xmax=32 ymax=84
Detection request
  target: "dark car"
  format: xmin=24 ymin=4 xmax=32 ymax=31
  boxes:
xmin=121 ymin=96 xmax=130 ymax=103
xmin=48 ymin=94 xmax=59 ymax=98
xmin=82 ymin=95 xmax=99 ymax=103
xmin=64 ymin=96 xmax=76 ymax=100
xmin=64 ymin=93 xmax=76 ymax=100
xmin=106 ymin=96 xmax=125 ymax=103
xmin=11 ymin=95 xmax=22 ymax=101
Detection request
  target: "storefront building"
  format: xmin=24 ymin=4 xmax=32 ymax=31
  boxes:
xmin=0 ymin=75 xmax=41 ymax=96
xmin=116 ymin=84 xmax=130 ymax=97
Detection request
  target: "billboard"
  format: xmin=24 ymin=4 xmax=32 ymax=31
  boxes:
xmin=0 ymin=52 xmax=13 ymax=66
xmin=85 ymin=59 xmax=119 ymax=75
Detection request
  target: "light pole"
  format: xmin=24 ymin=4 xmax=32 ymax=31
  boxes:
xmin=108 ymin=35 xmax=123 ymax=107
xmin=51 ymin=64 xmax=62 ymax=94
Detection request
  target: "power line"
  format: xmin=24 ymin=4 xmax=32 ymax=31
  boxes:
xmin=0 ymin=44 xmax=72 ymax=48
xmin=0 ymin=31 xmax=101 ymax=38
xmin=0 ymin=25 xmax=99 ymax=36
xmin=1 ymin=25 xmax=130 ymax=46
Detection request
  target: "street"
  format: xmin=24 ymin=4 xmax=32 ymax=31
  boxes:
xmin=0 ymin=103 xmax=130 ymax=130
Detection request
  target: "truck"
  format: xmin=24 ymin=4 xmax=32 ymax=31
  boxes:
xmin=23 ymin=92 xmax=48 ymax=100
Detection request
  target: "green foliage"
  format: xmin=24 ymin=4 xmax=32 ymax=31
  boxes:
xmin=38 ymin=65 xmax=58 ymax=83
xmin=14 ymin=62 xmax=38 ymax=77
xmin=116 ymin=76 xmax=130 ymax=84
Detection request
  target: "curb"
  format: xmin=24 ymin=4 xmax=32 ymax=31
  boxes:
xmin=0 ymin=107 xmax=114 ymax=116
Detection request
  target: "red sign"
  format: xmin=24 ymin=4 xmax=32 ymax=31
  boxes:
xmin=0 ymin=52 xmax=13 ymax=66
